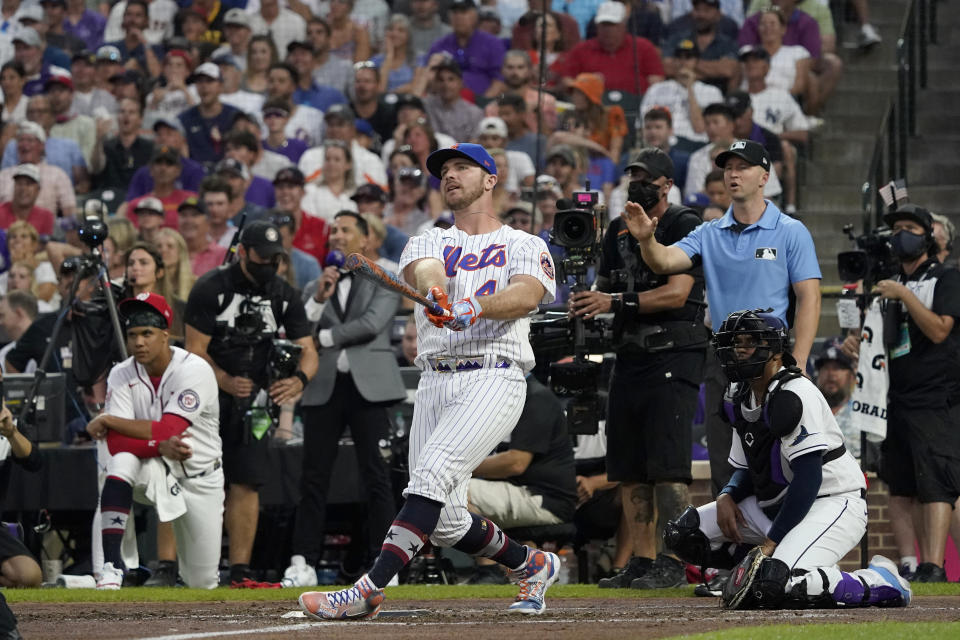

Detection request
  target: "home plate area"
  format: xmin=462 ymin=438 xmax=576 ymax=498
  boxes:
xmin=12 ymin=596 xmax=959 ymax=639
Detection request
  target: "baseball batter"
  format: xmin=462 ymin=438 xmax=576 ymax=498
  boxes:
xmin=87 ymin=293 xmax=224 ymax=590
xmin=664 ymin=309 xmax=911 ymax=609
xmin=299 ymin=143 xmax=560 ymax=619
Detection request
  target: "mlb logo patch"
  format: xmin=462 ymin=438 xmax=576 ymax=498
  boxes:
xmin=755 ymin=248 xmax=777 ymax=260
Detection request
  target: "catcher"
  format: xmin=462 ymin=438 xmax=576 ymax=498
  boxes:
xmin=664 ymin=309 xmax=911 ymax=609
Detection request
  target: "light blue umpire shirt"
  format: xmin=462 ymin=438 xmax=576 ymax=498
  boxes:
xmin=673 ymin=200 xmax=821 ymax=326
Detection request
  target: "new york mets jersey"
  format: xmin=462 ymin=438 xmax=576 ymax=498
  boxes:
xmin=104 ymin=346 xmax=221 ymax=478
xmin=399 ymin=224 xmax=557 ymax=372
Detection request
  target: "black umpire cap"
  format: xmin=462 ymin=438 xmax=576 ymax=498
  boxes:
xmin=715 ymin=140 xmax=771 ymax=173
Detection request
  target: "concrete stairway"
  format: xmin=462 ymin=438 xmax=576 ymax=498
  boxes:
xmin=803 ymin=0 xmax=960 ymax=334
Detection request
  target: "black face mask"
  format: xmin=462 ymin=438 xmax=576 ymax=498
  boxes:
xmin=245 ymin=260 xmax=278 ymax=288
xmin=890 ymin=230 xmax=928 ymax=261
xmin=627 ymin=179 xmax=663 ymax=211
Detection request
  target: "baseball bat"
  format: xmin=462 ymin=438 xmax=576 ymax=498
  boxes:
xmin=344 ymin=253 xmax=450 ymax=316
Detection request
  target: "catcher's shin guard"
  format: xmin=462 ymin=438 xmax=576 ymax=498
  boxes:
xmin=722 ymin=548 xmax=790 ymax=610
xmin=663 ymin=506 xmax=712 ymax=568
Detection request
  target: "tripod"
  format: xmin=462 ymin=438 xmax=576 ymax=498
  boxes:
xmin=18 ymin=247 xmax=127 ymax=441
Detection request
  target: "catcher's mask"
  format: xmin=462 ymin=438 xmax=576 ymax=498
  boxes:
xmin=713 ymin=309 xmax=793 ymax=383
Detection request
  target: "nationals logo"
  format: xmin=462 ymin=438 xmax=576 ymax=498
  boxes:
xmin=178 ymin=390 xmax=200 ymax=412
xmin=540 ymin=252 xmax=555 ymax=280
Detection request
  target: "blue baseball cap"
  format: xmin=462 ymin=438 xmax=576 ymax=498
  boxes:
xmin=426 ymin=143 xmax=497 ymax=179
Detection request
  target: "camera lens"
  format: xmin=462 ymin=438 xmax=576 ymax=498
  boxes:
xmin=563 ymin=216 xmax=585 ymax=239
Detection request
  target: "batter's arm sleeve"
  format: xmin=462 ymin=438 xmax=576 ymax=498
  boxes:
xmin=329 ymin=287 xmax=401 ymax=348
xmin=766 ymin=451 xmax=822 ymax=543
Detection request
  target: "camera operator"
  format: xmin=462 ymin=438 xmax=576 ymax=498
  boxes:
xmin=872 ymin=205 xmax=960 ymax=583
xmin=569 ymin=147 xmax=707 ymax=590
xmin=184 ymin=220 xmax=318 ymax=588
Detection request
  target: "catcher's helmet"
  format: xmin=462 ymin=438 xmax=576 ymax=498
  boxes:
xmin=713 ymin=309 xmax=790 ymax=382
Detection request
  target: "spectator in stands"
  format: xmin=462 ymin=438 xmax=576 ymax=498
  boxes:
xmin=0 ymin=164 xmax=54 ymax=238
xmin=272 ymin=167 xmax=328 ymax=266
xmin=177 ymin=63 xmax=238 ymax=166
xmin=466 ymin=374 xmax=576 ymax=584
xmin=423 ymin=57 xmax=483 ymax=142
xmin=94 ymin=96 xmax=153 ymax=195
xmin=93 ymin=45 xmax=123 ymax=94
xmin=302 ymin=141 xmax=357 ymax=221
xmin=104 ymin=216 xmax=136 ymax=280
xmin=527 ymin=12 xmax=573 ymax=88
xmin=497 ymin=92 xmax=546 ymax=168
xmin=476 ymin=117 xmax=535 ymax=195
xmin=351 ymin=182 xmax=406 ymax=264
xmin=663 ymin=0 xmax=738 ymax=94
xmin=212 ymin=9 xmax=260 ymax=73
xmin=396 ymin=313 xmax=417 ymax=365
xmin=286 ymin=41 xmax=348 ymax=113
xmin=752 ymin=9 xmax=812 ymax=101
xmin=476 ymin=6 xmax=502 ymax=38
xmin=13 ymin=28 xmax=54 ymax=97
xmin=271 ymin=212 xmax=319 ymax=292
xmin=197 ymin=176 xmax=236 ymax=248
xmin=0 ymin=122 xmax=75 ymax=218
xmin=324 ymin=0 xmax=371 ymax=63
xmin=130 ymin=197 xmax=165 ymax=244
xmin=177 ymin=195 xmax=226 ymax=276
xmin=222 ymin=131 xmax=278 ymax=209
xmin=306 ymin=17 xmax=352 ymax=96
xmin=103 ymin=0 xmax=163 ymax=77
xmin=214 ymin=54 xmax=264 ymax=118
xmin=261 ymin=99 xmax=308 ymax=164
xmin=7 ymin=95 xmax=88 ymax=193
xmin=242 ymin=35 xmax=277 ymax=95
xmin=350 ymin=62 xmax=398 ymax=145
xmin=585 ymin=0 xmax=665 ymax=47
xmin=127 ymin=117 xmax=204 ymax=201
xmin=0 ymin=290 xmax=40 ymax=375
xmin=740 ymin=0 xmax=842 ymax=115
xmin=4 ymin=221 xmax=57 ymax=309
xmin=64 ymin=0 xmax=107 ymax=52
xmin=69 ymin=51 xmax=117 ymax=118
xmin=227 ymin=117 xmax=293 ymax=184
xmin=426 ymin=0 xmax=507 ymax=97
xmin=564 ymin=72 xmax=627 ymax=163
xmin=214 ymin=157 xmax=270 ymax=225
xmin=266 ymin=62 xmax=325 ymax=147
xmin=814 ymin=336 xmax=860 ymax=458
xmin=485 ymin=50 xmax=558 ymax=135
xmin=106 ymin=68 xmax=142 ymax=104
xmin=501 ymin=200 xmax=540 ymax=234
xmin=120 ymin=146 xmax=194 ymax=228
xmin=666 ymin=0 xmax=738 ymax=43
xmin=931 ymin=213 xmax=956 ymax=265
xmin=684 ymin=103 xmax=781 ymax=202
xmin=1 ymin=62 xmax=28 ymax=137
xmin=409 ymin=0 xmax=452 ymax=59
xmin=123 ymin=241 xmax=186 ymax=339
xmin=544 ymin=145 xmax=580 ymax=200
xmin=42 ymin=0 xmax=86 ymax=56
xmin=552 ymin=1 xmax=663 ymax=96
xmin=155 ymin=227 xmax=195 ymax=304
xmin=142 ymin=50 xmax=195 ymax=130
xmin=282 ymin=211 xmax=400 ymax=589
xmin=382 ymin=96 xmax=454 ymax=168
xmin=703 ymin=168 xmax=730 ymax=209
xmin=260 ymin=0 xmax=306 ymax=56
xmin=642 ymin=39 xmax=723 ymax=147
xmin=45 ymin=72 xmax=97 ymax=168
xmin=511 ymin=0 xmax=579 ymax=53
xmin=299 ymin=104 xmax=388 ymax=188
xmin=384 ymin=167 xmax=429 ymax=236
xmin=372 ymin=14 xmax=424 ymax=94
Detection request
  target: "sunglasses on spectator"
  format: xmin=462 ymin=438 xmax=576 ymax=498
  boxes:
xmin=397 ymin=167 xmax=424 ymax=182
xmin=263 ymin=109 xmax=289 ymax=119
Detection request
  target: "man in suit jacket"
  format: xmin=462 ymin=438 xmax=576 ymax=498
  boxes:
xmin=283 ymin=210 xmax=405 ymax=587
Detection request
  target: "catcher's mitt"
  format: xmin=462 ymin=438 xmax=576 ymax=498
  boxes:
xmin=721 ymin=546 xmax=790 ymax=610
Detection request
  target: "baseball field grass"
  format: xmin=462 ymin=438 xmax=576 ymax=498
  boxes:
xmin=673 ymin=622 xmax=960 ymax=639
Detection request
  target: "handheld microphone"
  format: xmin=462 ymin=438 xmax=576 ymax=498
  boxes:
xmin=325 ymin=250 xmax=345 ymax=268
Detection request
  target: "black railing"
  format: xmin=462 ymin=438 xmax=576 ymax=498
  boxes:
xmin=860 ymin=0 xmax=937 ymax=232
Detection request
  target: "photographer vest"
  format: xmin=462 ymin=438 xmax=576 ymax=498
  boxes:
xmin=611 ymin=204 xmax=708 ymax=352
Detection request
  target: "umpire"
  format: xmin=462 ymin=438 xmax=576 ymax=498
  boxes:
xmin=185 ymin=220 xmax=318 ymax=588
xmin=569 ymin=148 xmax=707 ymax=590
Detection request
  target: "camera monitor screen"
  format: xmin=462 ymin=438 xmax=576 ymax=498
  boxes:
xmin=3 ymin=373 xmax=66 ymax=443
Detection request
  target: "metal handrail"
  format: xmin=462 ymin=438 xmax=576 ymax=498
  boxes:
xmin=861 ymin=0 xmax=936 ymax=228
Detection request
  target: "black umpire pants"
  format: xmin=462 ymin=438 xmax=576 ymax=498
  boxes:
xmin=292 ymin=373 xmax=397 ymax=566
xmin=703 ymin=343 xmax=733 ymax=497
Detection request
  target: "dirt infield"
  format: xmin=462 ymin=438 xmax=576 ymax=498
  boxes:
xmin=13 ymin=596 xmax=960 ymax=639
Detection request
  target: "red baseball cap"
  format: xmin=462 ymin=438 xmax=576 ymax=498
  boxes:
xmin=119 ymin=292 xmax=173 ymax=329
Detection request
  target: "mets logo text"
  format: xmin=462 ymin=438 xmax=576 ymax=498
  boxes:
xmin=540 ymin=252 xmax=555 ymax=279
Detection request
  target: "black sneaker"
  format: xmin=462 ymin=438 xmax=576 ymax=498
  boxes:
xmin=144 ymin=561 xmax=177 ymax=587
xmin=694 ymin=571 xmax=728 ymax=597
xmin=598 ymin=557 xmax=653 ymax=589
xmin=913 ymin=562 xmax=947 ymax=583
xmin=630 ymin=554 xmax=686 ymax=589
xmin=466 ymin=564 xmax=509 ymax=585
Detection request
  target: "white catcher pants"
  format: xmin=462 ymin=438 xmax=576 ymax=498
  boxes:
xmin=404 ymin=367 xmax=526 ymax=548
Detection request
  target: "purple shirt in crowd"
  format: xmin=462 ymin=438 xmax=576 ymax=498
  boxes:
xmin=63 ymin=10 xmax=107 ymax=51
xmin=263 ymin=138 xmax=308 ymax=163
xmin=739 ymin=9 xmax=822 ymax=59
xmin=126 ymin=156 xmax=206 ymax=201
xmin=426 ymin=30 xmax=507 ymax=96
xmin=245 ymin=176 xmax=276 ymax=209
